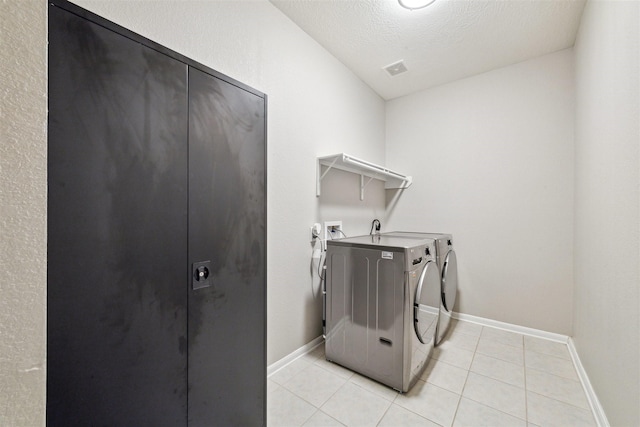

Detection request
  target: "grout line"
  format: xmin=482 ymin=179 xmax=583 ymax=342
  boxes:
xmin=460 ymin=394 xmax=528 ymax=423
xmin=305 ymin=379 xmax=346 ymax=409
xmin=297 ymin=407 xmax=316 ymax=427
xmin=525 ymin=365 xmax=581 ymax=383
xmin=451 ymin=326 xmax=478 ymax=426
xmin=473 ymin=350 xmax=524 ymax=367
xmin=394 ymin=379 xmax=456 ymax=426
xmin=389 ymin=401 xmax=441 ymax=426
xmin=313 ymin=359 xmax=354 ymax=381
xmin=467 ymin=369 xmax=524 ymax=389
xmin=525 ymin=346 xmax=573 ymax=361
xmin=527 ymin=390 xmax=596 ymax=413
xmin=374 ymin=401 xmax=393 ymax=427
xmin=465 ymin=324 xmax=528 ymax=423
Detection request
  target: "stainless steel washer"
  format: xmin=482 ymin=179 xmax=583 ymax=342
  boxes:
xmin=383 ymin=232 xmax=458 ymax=345
xmin=324 ymin=234 xmax=440 ymax=392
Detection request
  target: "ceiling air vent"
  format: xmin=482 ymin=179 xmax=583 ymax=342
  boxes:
xmin=384 ymin=60 xmax=408 ymax=77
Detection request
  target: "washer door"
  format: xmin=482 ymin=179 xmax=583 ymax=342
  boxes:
xmin=414 ymin=261 xmax=440 ymax=344
xmin=442 ymin=250 xmax=458 ymax=312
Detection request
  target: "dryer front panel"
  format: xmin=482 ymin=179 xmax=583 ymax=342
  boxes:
xmin=442 ymin=250 xmax=458 ymax=312
xmin=414 ymin=261 xmax=440 ymax=344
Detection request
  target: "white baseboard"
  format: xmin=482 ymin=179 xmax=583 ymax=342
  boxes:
xmin=452 ymin=311 xmax=569 ymax=343
xmin=267 ymin=335 xmax=324 ymax=377
xmin=567 ymin=338 xmax=610 ymax=427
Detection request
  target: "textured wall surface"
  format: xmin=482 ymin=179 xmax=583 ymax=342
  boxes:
xmin=0 ymin=1 xmax=47 ymax=426
xmin=573 ymin=1 xmax=640 ymax=425
xmin=385 ymin=50 xmax=575 ymax=335
xmin=271 ymin=0 xmax=585 ymax=99
xmin=72 ymin=0 xmax=386 ymax=365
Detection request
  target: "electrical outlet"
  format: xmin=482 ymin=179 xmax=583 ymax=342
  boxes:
xmin=310 ymin=222 xmax=322 ymax=239
xmin=324 ymin=221 xmax=343 ymax=242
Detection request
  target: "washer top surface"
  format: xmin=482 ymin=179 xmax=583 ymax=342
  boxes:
xmin=327 ymin=234 xmax=433 ymax=251
xmin=383 ymin=231 xmax=452 ymax=240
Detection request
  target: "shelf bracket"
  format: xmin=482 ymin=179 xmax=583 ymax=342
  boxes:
xmin=360 ymin=175 xmax=373 ymax=201
xmin=316 ymin=157 xmax=338 ymax=197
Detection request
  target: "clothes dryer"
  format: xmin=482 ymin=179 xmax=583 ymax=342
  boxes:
xmin=324 ymin=235 xmax=440 ymax=392
xmin=383 ymin=232 xmax=458 ymax=345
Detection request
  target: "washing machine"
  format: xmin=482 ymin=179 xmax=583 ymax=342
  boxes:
xmin=383 ymin=232 xmax=458 ymax=345
xmin=324 ymin=234 xmax=441 ymax=392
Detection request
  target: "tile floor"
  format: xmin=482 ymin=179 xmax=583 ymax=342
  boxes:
xmin=267 ymin=319 xmax=597 ymax=426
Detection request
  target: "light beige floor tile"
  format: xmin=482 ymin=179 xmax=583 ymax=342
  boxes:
xmin=421 ymin=359 xmax=469 ymax=394
xmin=449 ymin=319 xmax=483 ymax=337
xmin=476 ymin=337 xmax=524 ymax=365
xmin=480 ymin=327 xmax=524 ymax=348
xmin=302 ymin=410 xmax=345 ymax=427
xmin=525 ymin=368 xmax=589 ymax=409
xmin=271 ymin=358 xmax=313 ymax=385
xmin=433 ymin=344 xmax=475 ymax=370
xmin=526 ymin=391 xmax=596 ymax=427
xmin=268 ymin=385 xmax=317 ymax=427
xmin=462 ymin=372 xmax=526 ymax=419
xmin=321 ymin=382 xmax=391 ymax=426
xmin=453 ymin=397 xmax=527 ymax=427
xmin=378 ymin=404 xmax=440 ymax=427
xmin=443 ymin=329 xmax=480 ymax=352
xmin=524 ymin=336 xmax=571 ymax=360
xmin=299 ymin=344 xmax=326 ymax=364
xmin=268 ymin=379 xmax=282 ymax=394
xmin=348 ymin=372 xmax=399 ymax=401
xmin=314 ymin=358 xmax=355 ymax=380
xmin=525 ymin=350 xmax=578 ymax=380
xmin=470 ymin=353 xmax=524 ymax=387
xmin=284 ymin=364 xmax=348 ymax=407
xmin=311 ymin=343 xmax=326 ymax=357
xmin=268 ymin=333 xmax=597 ymax=427
xmin=395 ymin=380 xmax=461 ymax=426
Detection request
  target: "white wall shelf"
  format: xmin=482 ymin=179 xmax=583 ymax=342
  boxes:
xmin=316 ymin=153 xmax=412 ymax=200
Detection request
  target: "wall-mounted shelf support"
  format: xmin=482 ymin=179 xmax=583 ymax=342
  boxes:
xmin=316 ymin=153 xmax=412 ymax=200
xmin=361 ymin=175 xmax=374 ymax=200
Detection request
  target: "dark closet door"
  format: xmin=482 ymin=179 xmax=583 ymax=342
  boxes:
xmin=188 ymin=67 xmax=266 ymax=426
xmin=48 ymin=5 xmax=189 ymax=426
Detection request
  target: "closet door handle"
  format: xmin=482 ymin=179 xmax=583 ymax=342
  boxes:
xmin=192 ymin=261 xmax=212 ymax=290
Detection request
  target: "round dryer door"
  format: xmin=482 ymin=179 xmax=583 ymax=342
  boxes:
xmin=442 ymin=250 xmax=458 ymax=312
xmin=414 ymin=261 xmax=441 ymax=344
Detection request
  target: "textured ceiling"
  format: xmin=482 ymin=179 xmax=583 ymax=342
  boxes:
xmin=270 ymin=0 xmax=586 ymax=100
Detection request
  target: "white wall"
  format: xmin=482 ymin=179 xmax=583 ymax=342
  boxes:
xmin=573 ymin=1 xmax=639 ymax=425
xmin=385 ymin=49 xmax=575 ymax=335
xmin=0 ymin=2 xmax=47 ymax=426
